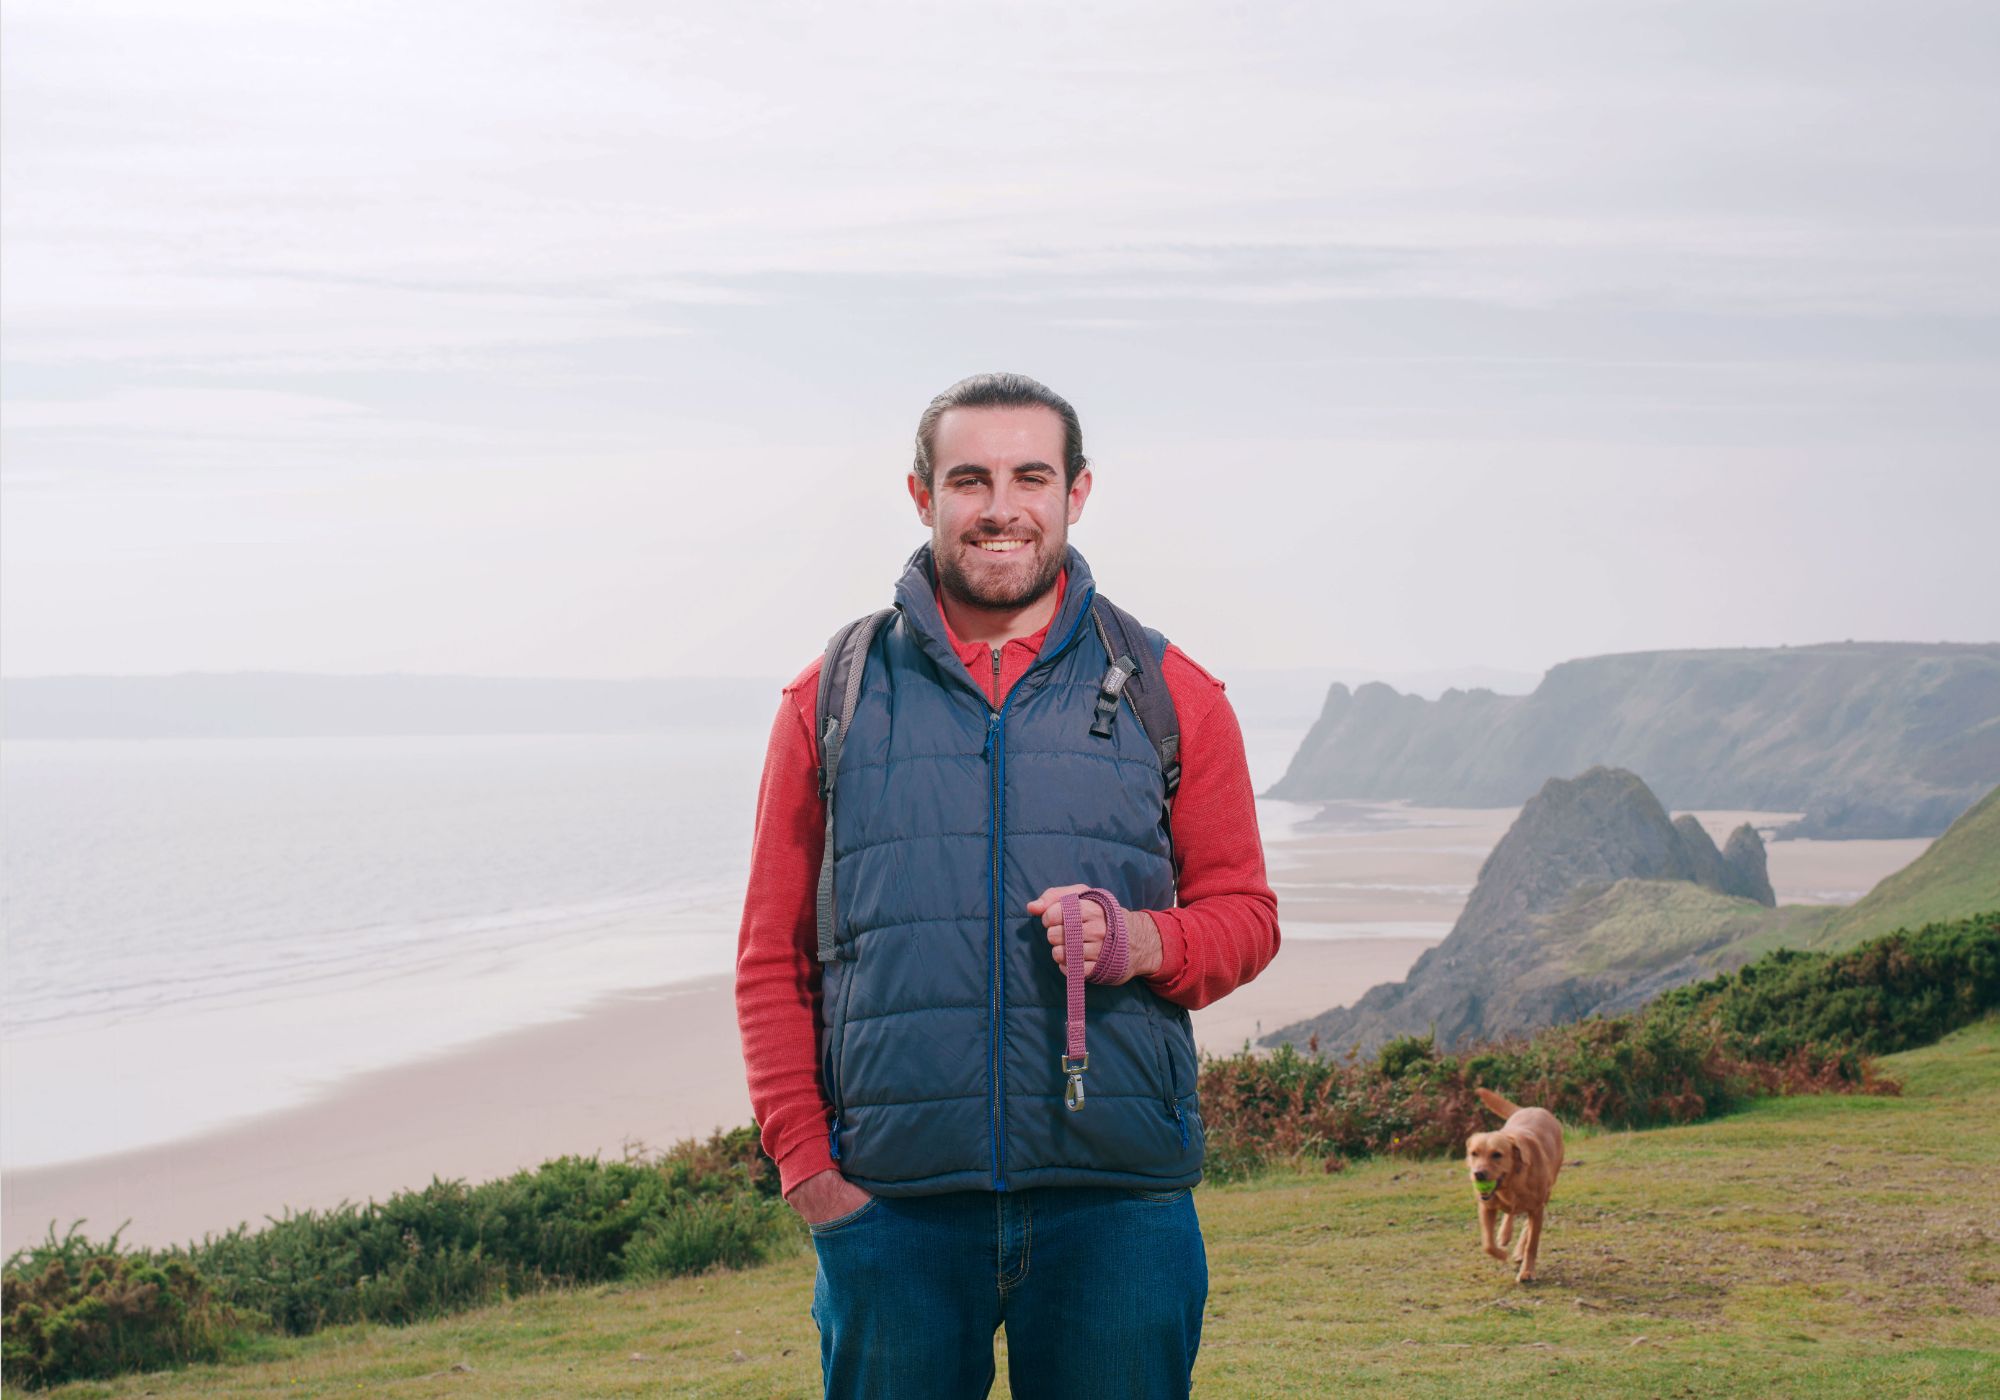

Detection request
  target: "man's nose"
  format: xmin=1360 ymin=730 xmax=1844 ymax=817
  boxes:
xmin=981 ymin=488 xmax=1019 ymax=523
xmin=985 ymin=476 xmax=1037 ymax=522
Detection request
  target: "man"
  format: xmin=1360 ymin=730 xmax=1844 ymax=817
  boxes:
xmin=734 ymin=372 xmax=1280 ymax=1398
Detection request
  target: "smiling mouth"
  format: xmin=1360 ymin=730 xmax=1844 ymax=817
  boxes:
xmin=969 ymin=538 xmax=1030 ymax=554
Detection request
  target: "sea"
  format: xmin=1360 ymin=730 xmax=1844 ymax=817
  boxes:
xmin=1 ymin=720 xmax=1326 ymax=1170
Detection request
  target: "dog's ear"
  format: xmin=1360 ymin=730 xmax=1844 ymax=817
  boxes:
xmin=1509 ymin=1141 xmax=1523 ymax=1171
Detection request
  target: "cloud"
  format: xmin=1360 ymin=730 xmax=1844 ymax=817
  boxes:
xmin=2 ymin=1 xmax=1995 ymax=675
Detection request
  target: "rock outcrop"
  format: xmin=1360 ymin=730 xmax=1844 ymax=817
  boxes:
xmin=1721 ymin=824 xmax=1775 ymax=907
xmin=1264 ymin=766 xmax=1782 ymax=1057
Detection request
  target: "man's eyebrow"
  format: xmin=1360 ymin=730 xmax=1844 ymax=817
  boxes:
xmin=941 ymin=461 xmax=1058 ymax=481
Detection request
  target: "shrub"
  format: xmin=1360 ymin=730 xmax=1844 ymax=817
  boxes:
xmin=621 ymin=1193 xmax=797 ymax=1280
xmin=2 ymin=1126 xmax=800 ymax=1388
xmin=1 ymin=1223 xmax=242 ymax=1390
xmin=173 ymin=1129 xmax=796 ymax=1337
xmin=1651 ymin=911 xmax=2000 ymax=1058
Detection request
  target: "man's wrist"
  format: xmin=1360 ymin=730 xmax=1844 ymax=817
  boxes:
xmin=776 ymin=1138 xmax=838 ymax=1198
xmin=1129 ymin=909 xmax=1163 ymax=979
xmin=785 ymin=1165 xmax=842 ymax=1201
xmin=1134 ymin=908 xmax=1185 ymax=986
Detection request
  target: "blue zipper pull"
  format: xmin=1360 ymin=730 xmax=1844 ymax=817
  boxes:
xmin=982 ymin=712 xmax=999 ymax=760
xmin=828 ymin=1113 xmax=842 ymax=1161
xmin=1173 ymin=1102 xmax=1189 ymax=1148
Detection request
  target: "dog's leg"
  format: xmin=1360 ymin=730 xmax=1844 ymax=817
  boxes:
xmin=1516 ymin=1211 xmax=1542 ymax=1283
xmin=1479 ymin=1201 xmax=1507 ymax=1262
xmin=1498 ymin=1212 xmax=1516 ymax=1249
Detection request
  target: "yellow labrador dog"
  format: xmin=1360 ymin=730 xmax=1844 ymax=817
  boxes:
xmin=1465 ymin=1086 xmax=1564 ymax=1283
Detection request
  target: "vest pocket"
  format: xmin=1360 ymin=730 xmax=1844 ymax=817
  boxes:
xmin=1148 ymin=999 xmax=1198 ymax=1151
xmin=1143 ymin=996 xmax=1177 ymax=1103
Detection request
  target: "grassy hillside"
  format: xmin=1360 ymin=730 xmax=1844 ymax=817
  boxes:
xmin=1823 ymin=783 xmax=2000 ymax=949
xmin=1536 ymin=878 xmax=1834 ymax=977
xmin=1524 ymin=879 xmax=1838 ymax=1019
xmin=38 ymin=1019 xmax=2000 ymax=1398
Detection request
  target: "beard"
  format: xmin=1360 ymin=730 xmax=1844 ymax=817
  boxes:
xmin=935 ymin=526 xmax=1066 ymax=611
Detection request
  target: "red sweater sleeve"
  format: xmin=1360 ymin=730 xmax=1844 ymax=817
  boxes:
xmin=732 ymin=659 xmax=837 ymax=1196
xmin=733 ymin=640 xmax=1281 ymax=1195
xmin=1137 ymin=645 xmax=1283 ymax=1010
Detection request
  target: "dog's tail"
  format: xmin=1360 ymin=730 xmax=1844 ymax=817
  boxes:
xmin=1475 ymin=1086 xmax=1521 ymax=1119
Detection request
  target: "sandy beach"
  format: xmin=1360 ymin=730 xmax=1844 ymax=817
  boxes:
xmin=2 ymin=800 xmax=1926 ymax=1256
xmin=1 ymin=936 xmax=1434 ymax=1255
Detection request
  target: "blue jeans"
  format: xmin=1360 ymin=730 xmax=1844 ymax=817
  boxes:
xmin=808 ymin=1184 xmax=1208 ymax=1399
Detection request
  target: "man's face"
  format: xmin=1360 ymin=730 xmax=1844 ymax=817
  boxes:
xmin=908 ymin=405 xmax=1092 ymax=612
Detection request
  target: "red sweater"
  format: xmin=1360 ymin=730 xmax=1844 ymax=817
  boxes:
xmin=732 ymin=568 xmax=1281 ymax=1195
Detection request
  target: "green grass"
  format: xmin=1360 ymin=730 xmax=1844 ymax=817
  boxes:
xmin=1825 ymin=785 xmax=2000 ymax=949
xmin=1537 ymin=878 xmax=1836 ymax=977
xmin=36 ymin=1019 xmax=2000 ymax=1398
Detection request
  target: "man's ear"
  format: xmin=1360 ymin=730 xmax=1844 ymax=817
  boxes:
xmin=908 ymin=471 xmax=934 ymax=527
xmin=1065 ymin=465 xmax=1092 ymax=525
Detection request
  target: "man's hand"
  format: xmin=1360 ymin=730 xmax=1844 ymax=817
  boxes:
xmin=786 ymin=1167 xmax=874 ymax=1226
xmin=1026 ymin=885 xmax=1162 ymax=984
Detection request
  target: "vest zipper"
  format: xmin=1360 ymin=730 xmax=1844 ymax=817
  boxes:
xmin=985 ymin=707 xmax=1004 ymax=1188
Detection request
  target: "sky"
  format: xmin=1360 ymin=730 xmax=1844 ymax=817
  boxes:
xmin=3 ymin=1 xmax=1996 ymax=683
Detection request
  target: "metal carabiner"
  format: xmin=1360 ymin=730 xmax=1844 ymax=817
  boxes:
xmin=1062 ymin=1052 xmax=1089 ymax=1111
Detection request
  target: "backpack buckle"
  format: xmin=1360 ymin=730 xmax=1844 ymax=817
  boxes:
xmin=1088 ymin=656 xmax=1137 ymax=739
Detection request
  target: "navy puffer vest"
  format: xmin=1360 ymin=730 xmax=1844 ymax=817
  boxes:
xmin=820 ymin=542 xmax=1206 ymax=1194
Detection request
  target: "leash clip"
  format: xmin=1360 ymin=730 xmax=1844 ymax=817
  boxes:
xmin=1062 ymin=1052 xmax=1089 ymax=1111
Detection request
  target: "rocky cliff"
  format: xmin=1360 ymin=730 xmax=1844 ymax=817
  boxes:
xmin=1268 ymin=642 xmax=2000 ymax=838
xmin=1264 ymin=766 xmax=1780 ymax=1056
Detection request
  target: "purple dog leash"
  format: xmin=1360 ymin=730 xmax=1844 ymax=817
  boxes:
xmin=1058 ymin=887 xmax=1130 ymax=1111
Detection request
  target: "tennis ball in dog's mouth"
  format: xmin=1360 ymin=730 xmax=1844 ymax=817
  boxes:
xmin=1474 ymin=1180 xmax=1496 ymax=1196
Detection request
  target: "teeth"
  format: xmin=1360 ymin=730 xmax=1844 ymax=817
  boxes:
xmin=975 ymin=540 xmax=1026 ymax=552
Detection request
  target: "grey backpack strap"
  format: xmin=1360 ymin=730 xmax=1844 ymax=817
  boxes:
xmin=1088 ymin=596 xmax=1181 ymax=799
xmin=814 ymin=607 xmax=896 ymax=963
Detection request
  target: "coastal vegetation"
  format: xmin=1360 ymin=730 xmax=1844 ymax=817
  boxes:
xmin=7 ymin=914 xmax=1995 ymax=1393
xmin=2 ymin=1129 xmax=794 ymax=1390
